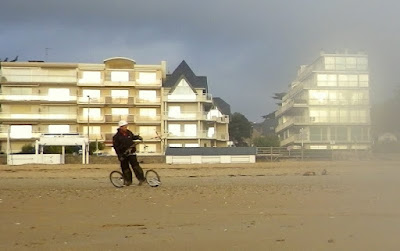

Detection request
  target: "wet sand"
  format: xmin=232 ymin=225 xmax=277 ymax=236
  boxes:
xmin=1 ymin=160 xmax=400 ymax=250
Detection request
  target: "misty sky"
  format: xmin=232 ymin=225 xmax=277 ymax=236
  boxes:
xmin=1 ymin=0 xmax=399 ymax=122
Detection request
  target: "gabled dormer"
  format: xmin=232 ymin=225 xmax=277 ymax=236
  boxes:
xmin=163 ymin=60 xmax=208 ymax=92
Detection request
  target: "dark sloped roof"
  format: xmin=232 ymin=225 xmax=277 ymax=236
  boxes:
xmin=212 ymin=97 xmax=231 ymax=115
xmin=163 ymin=60 xmax=208 ymax=91
xmin=165 ymin=147 xmax=256 ymax=156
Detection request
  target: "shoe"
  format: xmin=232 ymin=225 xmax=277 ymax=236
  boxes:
xmin=124 ymin=180 xmax=132 ymax=186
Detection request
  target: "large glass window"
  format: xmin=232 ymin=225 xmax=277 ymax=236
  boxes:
xmin=359 ymin=74 xmax=369 ymax=87
xmin=317 ymin=74 xmax=337 ymax=87
xmin=331 ymin=127 xmax=348 ymax=141
xmin=309 ymin=127 xmax=328 ymax=141
xmin=357 ymin=57 xmax=368 ymax=70
xmin=351 ymin=126 xmax=369 ymax=141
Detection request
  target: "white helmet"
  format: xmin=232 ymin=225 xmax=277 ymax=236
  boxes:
xmin=118 ymin=120 xmax=128 ymax=127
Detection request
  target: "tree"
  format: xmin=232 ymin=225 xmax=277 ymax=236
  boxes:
xmin=21 ymin=144 xmax=35 ymax=153
xmin=229 ymin=112 xmax=252 ymax=146
xmin=252 ymin=135 xmax=280 ymax=147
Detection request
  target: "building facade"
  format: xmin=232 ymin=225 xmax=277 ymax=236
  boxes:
xmin=0 ymin=58 xmax=230 ymax=155
xmin=275 ymin=51 xmax=371 ymax=150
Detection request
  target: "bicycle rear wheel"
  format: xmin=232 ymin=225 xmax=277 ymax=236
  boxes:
xmin=145 ymin=169 xmax=161 ymax=187
xmin=110 ymin=170 xmax=125 ymax=188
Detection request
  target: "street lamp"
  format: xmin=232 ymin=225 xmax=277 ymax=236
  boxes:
xmin=87 ymin=95 xmax=90 ymax=159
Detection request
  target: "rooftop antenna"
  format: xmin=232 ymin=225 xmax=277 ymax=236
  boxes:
xmin=45 ymin=48 xmax=52 ymax=61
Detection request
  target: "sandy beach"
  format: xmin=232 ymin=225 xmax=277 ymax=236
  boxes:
xmin=1 ymin=160 xmax=400 ymax=250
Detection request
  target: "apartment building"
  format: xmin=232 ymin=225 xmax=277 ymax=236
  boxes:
xmin=162 ymin=61 xmax=230 ymax=148
xmin=275 ymin=51 xmax=371 ymax=150
xmin=0 ymin=57 xmax=230 ymax=155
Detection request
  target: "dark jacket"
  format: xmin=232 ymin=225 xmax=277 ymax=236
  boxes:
xmin=113 ymin=129 xmax=142 ymax=159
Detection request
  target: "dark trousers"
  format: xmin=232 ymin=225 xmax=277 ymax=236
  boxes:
xmin=120 ymin=154 xmax=145 ymax=185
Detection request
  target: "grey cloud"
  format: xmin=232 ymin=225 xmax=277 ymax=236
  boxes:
xmin=1 ymin=0 xmax=400 ymax=121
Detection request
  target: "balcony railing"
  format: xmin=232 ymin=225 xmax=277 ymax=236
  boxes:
xmin=77 ymin=115 xmax=104 ymax=123
xmin=105 ymin=96 xmax=134 ymax=105
xmin=0 ymin=94 xmax=77 ymax=102
xmin=134 ymin=115 xmax=161 ymax=123
xmin=165 ymin=93 xmax=213 ymax=102
xmin=104 ymin=114 xmax=134 ymax=123
xmin=1 ymin=74 xmax=77 ymax=83
xmin=0 ymin=113 xmax=77 ymax=121
xmin=77 ymin=96 xmax=105 ymax=104
xmin=134 ymin=97 xmax=161 ymax=105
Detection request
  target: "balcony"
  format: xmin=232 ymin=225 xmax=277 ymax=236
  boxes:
xmin=134 ymin=97 xmax=161 ymax=105
xmin=1 ymin=72 xmax=77 ymax=84
xmin=77 ymin=115 xmax=105 ymax=123
xmin=0 ymin=112 xmax=77 ymax=121
xmin=165 ymin=93 xmax=213 ymax=103
xmin=77 ymin=96 xmax=105 ymax=104
xmin=134 ymin=115 xmax=161 ymax=124
xmin=105 ymin=96 xmax=134 ymax=105
xmin=136 ymin=79 xmax=162 ymax=88
xmin=104 ymin=114 xmax=135 ymax=123
xmin=0 ymin=94 xmax=77 ymax=103
xmin=206 ymin=115 xmax=229 ymax=123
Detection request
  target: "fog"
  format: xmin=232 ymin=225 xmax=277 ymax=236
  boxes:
xmin=1 ymin=0 xmax=399 ymax=121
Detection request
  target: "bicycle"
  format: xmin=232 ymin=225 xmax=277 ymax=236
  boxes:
xmin=109 ymin=140 xmax=161 ymax=188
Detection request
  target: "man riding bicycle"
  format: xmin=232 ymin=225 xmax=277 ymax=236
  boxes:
xmin=113 ymin=120 xmax=146 ymax=186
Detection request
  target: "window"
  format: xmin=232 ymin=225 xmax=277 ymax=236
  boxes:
xmin=357 ymin=57 xmax=368 ymax=70
xmin=325 ymin=57 xmax=335 ymax=70
xmin=111 ymin=71 xmax=129 ymax=82
xmin=137 ymin=72 xmax=157 ymax=84
xmin=346 ymin=57 xmax=357 ymax=69
xmin=139 ymin=126 xmax=157 ymax=137
xmin=10 ymin=87 xmax=32 ymax=95
xmin=168 ymin=124 xmax=181 ymax=136
xmin=351 ymin=127 xmax=369 ymax=141
xmin=139 ymin=143 xmax=156 ymax=153
xmin=184 ymin=124 xmax=197 ymax=137
xmin=359 ymin=74 xmax=369 ymax=87
xmin=79 ymin=71 xmax=101 ymax=83
xmin=338 ymin=75 xmax=358 ymax=87
xmin=83 ymin=108 xmax=101 ymax=118
xmin=83 ymin=126 xmax=101 ymax=135
xmin=82 ymin=89 xmax=101 ymax=101
xmin=48 ymin=125 xmax=70 ymax=134
xmin=140 ymin=108 xmax=157 ymax=118
xmin=138 ymin=90 xmax=157 ymax=102
xmin=317 ymin=74 xmax=337 ymax=87
xmin=48 ymin=88 xmax=70 ymax=101
xmin=208 ymin=127 xmax=215 ymax=137
xmin=10 ymin=125 xmax=33 ymax=139
xmin=309 ymin=127 xmax=327 ymax=141
xmin=185 ymin=143 xmax=199 ymax=147
xmin=331 ymin=127 xmax=348 ymax=141
xmin=168 ymin=106 xmax=181 ymax=118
